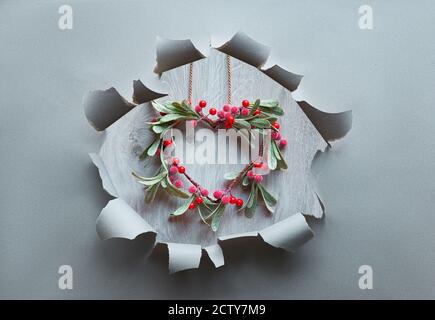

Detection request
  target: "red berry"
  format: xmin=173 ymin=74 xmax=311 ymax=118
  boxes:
xmin=209 ymin=107 xmax=217 ymax=115
xmin=163 ymin=139 xmax=173 ymax=147
xmin=280 ymin=139 xmax=288 ymax=148
xmin=172 ymin=157 xmax=180 ymax=165
xmin=225 ymin=122 xmax=233 ymax=129
xmin=227 ymin=115 xmax=235 ymax=124
xmin=236 ymin=198 xmax=244 ymax=207
xmin=156 ymin=148 xmax=161 ymax=156
xmin=273 ymin=121 xmax=280 ymax=129
xmin=230 ymin=196 xmax=237 ymax=204
xmin=189 ymin=202 xmax=196 ymax=210
xmin=178 ymin=166 xmax=186 ymax=174
xmin=199 ymin=100 xmax=207 ymax=108
xmin=242 ymin=99 xmax=250 ymax=107
xmin=254 ymin=161 xmax=262 ymax=168
xmin=253 ymin=109 xmax=261 ymax=116
xmin=195 ymin=196 xmax=203 ymax=204
xmin=159 ymin=112 xmax=167 ymax=116
xmin=223 ymin=104 xmax=231 ymax=112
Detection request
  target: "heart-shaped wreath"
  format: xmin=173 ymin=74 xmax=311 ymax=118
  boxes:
xmin=132 ymin=98 xmax=288 ymax=231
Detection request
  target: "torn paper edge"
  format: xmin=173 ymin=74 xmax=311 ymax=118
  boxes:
xmin=84 ymin=31 xmax=352 ymax=140
xmin=86 ymin=31 xmax=354 ymax=273
xmin=96 ymin=198 xmax=156 ymax=240
xmin=89 ymin=153 xmax=119 ymax=198
xmin=94 ymin=197 xmax=314 ymax=273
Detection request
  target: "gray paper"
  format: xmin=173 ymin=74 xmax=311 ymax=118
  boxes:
xmin=87 ymin=32 xmax=352 ymax=272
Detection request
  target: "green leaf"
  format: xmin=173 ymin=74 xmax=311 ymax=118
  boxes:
xmin=152 ymin=123 xmax=171 ymax=134
xmin=267 ymin=142 xmax=277 ymax=170
xmin=151 ymin=100 xmax=171 ymax=114
xmin=242 ymin=183 xmax=258 ymax=217
xmin=159 ymin=113 xmax=190 ymax=123
xmin=145 ymin=137 xmax=161 ymax=157
xmin=273 ymin=141 xmax=288 ymax=170
xmin=170 ymin=195 xmax=195 ymax=216
xmin=224 ymin=171 xmax=240 ymax=180
xmin=164 ymin=176 xmax=190 ymax=198
xmin=132 ymin=171 xmax=165 ymax=186
xmin=211 ymin=203 xmax=226 ymax=232
xmin=242 ymin=175 xmax=250 ymax=186
xmin=258 ymin=184 xmax=277 ymax=213
xmin=234 ymin=119 xmax=250 ymax=129
xmin=248 ymin=100 xmax=260 ymax=116
xmin=250 ymin=118 xmax=270 ymax=129
xmin=273 ymin=106 xmax=284 ymax=116
xmin=259 ymin=100 xmax=279 ymax=108
xmin=145 ymin=182 xmax=160 ymax=203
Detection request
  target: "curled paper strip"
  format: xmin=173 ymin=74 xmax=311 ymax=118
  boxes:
xmin=259 ymin=213 xmax=313 ymax=252
xmin=89 ymin=153 xmax=118 ymax=197
xmin=154 ymin=37 xmax=206 ymax=74
xmin=84 ymin=87 xmax=136 ymax=131
xmin=132 ymin=79 xmax=167 ymax=104
xmin=86 ymin=31 xmax=352 ymax=273
xmin=96 ymin=198 xmax=156 ymax=241
xmin=213 ymin=31 xmax=271 ymax=68
xmin=167 ymin=243 xmax=202 ymax=274
xmin=297 ymin=100 xmax=353 ymax=142
xmin=204 ymin=245 xmax=225 ymax=268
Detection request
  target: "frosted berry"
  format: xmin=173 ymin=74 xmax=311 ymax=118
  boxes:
xmin=163 ymin=139 xmax=173 ymax=147
xmin=241 ymin=108 xmax=249 ymax=116
xmin=200 ymin=188 xmax=209 ymax=197
xmin=195 ymin=105 xmax=202 ymax=113
xmin=223 ymin=104 xmax=231 ymax=112
xmin=236 ymin=198 xmax=244 ymax=207
xmin=272 ymin=131 xmax=281 ymax=140
xmin=254 ymin=161 xmax=262 ymax=168
xmin=213 ymin=190 xmax=223 ymax=199
xmin=188 ymin=185 xmax=197 ymax=193
xmin=178 ymin=166 xmax=186 ymax=174
xmin=221 ymin=195 xmax=230 ymax=204
xmin=247 ymin=170 xmax=255 ymax=179
xmin=172 ymin=157 xmax=180 ymax=165
xmin=231 ymin=106 xmax=239 ymax=115
xmin=230 ymin=196 xmax=237 ymax=204
xmin=174 ymin=179 xmax=183 ymax=188
xmin=280 ymin=139 xmax=288 ymax=148
xmin=199 ymin=100 xmax=207 ymax=108
xmin=209 ymin=107 xmax=217 ymax=115
xmin=169 ymin=165 xmax=178 ymax=175
xmin=217 ymin=110 xmax=225 ymax=119
xmin=254 ymin=175 xmax=263 ymax=183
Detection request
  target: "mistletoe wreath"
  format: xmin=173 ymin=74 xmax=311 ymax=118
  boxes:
xmin=133 ymin=56 xmax=288 ymax=231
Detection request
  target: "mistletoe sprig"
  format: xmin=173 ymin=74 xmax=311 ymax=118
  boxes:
xmin=133 ymin=99 xmax=288 ymax=231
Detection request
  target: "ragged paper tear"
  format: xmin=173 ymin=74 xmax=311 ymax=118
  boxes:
xmin=84 ymin=87 xmax=136 ymax=131
xmin=132 ymin=79 xmax=167 ymax=104
xmin=154 ymin=37 xmax=206 ymax=74
xmin=89 ymin=153 xmax=118 ymax=197
xmin=204 ymin=244 xmax=225 ymax=268
xmin=167 ymin=243 xmax=202 ymax=274
xmin=297 ymin=100 xmax=353 ymax=142
xmin=86 ymin=31 xmax=352 ymax=273
xmin=96 ymin=198 xmax=156 ymax=241
xmin=259 ymin=213 xmax=313 ymax=252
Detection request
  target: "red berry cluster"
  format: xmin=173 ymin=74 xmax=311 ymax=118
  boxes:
xmin=212 ymin=190 xmax=244 ymax=207
xmin=193 ymin=99 xmax=254 ymax=129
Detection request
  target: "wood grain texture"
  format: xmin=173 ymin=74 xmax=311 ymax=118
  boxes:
xmin=98 ymin=49 xmax=327 ymax=247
